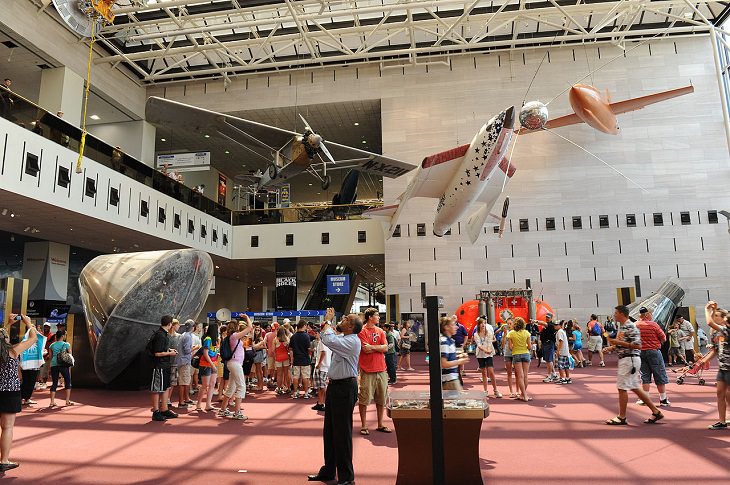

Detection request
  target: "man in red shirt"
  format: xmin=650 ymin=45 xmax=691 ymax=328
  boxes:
xmin=357 ymin=308 xmax=391 ymax=435
xmin=636 ymin=307 xmax=671 ymax=407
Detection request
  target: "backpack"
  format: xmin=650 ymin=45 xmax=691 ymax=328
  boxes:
xmin=591 ymin=322 xmax=602 ymax=336
xmin=145 ymin=332 xmax=157 ymax=357
xmin=220 ymin=335 xmax=240 ymax=362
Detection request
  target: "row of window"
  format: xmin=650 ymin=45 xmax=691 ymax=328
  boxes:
xmin=391 ymin=210 xmax=720 ymax=237
xmin=250 ymin=231 xmax=368 ymax=247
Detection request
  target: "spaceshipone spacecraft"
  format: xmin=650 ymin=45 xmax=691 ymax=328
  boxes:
xmin=79 ymin=249 xmax=214 ymax=383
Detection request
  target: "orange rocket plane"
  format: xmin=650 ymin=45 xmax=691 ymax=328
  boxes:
xmin=518 ymin=84 xmax=694 ymax=135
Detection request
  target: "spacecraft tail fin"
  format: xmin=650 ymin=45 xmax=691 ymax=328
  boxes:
xmin=465 ymin=203 xmax=492 ymax=244
xmin=363 ymin=203 xmax=401 ymax=238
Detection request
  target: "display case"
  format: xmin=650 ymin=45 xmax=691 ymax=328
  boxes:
xmin=387 ymin=389 xmax=489 ymax=485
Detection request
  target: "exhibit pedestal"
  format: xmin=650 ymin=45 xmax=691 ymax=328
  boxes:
xmin=387 ymin=390 xmax=489 ymax=485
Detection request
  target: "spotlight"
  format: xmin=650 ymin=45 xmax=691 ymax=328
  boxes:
xmin=31 ymin=228 xmax=40 ymax=234
xmin=23 ymin=227 xmax=30 ymax=232
xmin=10 ymin=212 xmax=15 ymax=218
xmin=1 ymin=209 xmax=6 ymax=216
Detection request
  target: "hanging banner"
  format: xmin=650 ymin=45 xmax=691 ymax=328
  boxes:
xmin=280 ymin=184 xmax=291 ymax=208
xmin=23 ymin=242 xmax=69 ymax=301
xmin=156 ymin=152 xmax=210 ymax=168
xmin=218 ymin=173 xmax=227 ymax=206
xmin=275 ymin=258 xmax=297 ymax=311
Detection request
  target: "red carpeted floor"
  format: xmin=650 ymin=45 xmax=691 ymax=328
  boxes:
xmin=5 ymin=354 xmax=730 ymax=484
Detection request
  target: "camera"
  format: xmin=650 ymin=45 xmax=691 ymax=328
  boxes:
xmin=14 ymin=315 xmax=22 ymax=321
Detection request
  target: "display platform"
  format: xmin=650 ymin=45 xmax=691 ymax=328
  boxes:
xmin=387 ymin=389 xmax=489 ymax=485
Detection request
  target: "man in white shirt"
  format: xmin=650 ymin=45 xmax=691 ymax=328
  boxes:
xmin=312 ymin=327 xmax=332 ymax=412
xmin=555 ymin=321 xmax=572 ymax=384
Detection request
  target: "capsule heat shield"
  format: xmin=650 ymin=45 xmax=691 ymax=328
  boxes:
xmin=79 ymin=249 xmax=213 ymax=383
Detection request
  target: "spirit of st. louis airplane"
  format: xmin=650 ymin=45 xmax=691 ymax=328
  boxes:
xmin=365 ymin=84 xmax=693 ymax=244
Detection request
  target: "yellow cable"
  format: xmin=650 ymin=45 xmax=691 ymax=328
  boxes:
xmin=76 ymin=18 xmax=97 ymax=174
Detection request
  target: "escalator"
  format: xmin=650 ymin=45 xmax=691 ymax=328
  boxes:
xmin=302 ymin=264 xmax=359 ymax=315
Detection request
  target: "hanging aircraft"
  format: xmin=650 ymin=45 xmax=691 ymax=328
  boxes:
xmin=145 ymin=97 xmax=415 ymax=190
xmin=365 ymin=84 xmax=693 ymax=244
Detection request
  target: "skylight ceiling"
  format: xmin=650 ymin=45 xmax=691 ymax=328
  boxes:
xmin=44 ymin=0 xmax=730 ymax=85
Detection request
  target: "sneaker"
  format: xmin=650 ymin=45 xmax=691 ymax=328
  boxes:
xmin=152 ymin=411 xmax=167 ymax=422
xmin=708 ymin=421 xmax=728 ymax=430
xmin=660 ymin=399 xmax=671 ymax=407
xmin=542 ymin=376 xmax=556 ymax=383
xmin=233 ymin=412 xmax=248 ymax=421
xmin=217 ymin=409 xmax=232 ymax=418
xmin=303 ymin=392 xmax=312 ymax=399
xmin=161 ymin=409 xmax=178 ymax=419
xmin=599 ymin=361 xmax=606 ymax=367
xmin=636 ymin=399 xmax=647 ymax=406
xmin=311 ymin=403 xmax=325 ymax=411
xmin=178 ymin=403 xmax=189 ymax=408
xmin=563 ymin=378 xmax=572 ymax=384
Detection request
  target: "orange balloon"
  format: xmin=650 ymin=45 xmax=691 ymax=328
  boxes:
xmin=454 ymin=299 xmax=555 ymax=335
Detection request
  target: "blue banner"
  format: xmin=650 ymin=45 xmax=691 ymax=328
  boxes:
xmin=326 ymin=275 xmax=350 ymax=295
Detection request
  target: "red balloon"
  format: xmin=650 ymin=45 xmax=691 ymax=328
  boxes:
xmin=454 ymin=299 xmax=555 ymax=335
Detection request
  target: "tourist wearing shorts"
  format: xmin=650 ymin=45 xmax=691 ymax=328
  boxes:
xmin=150 ymin=316 xmax=178 ymax=422
xmin=507 ymin=318 xmax=532 ymax=401
xmin=501 ymin=321 xmax=515 ymax=397
xmin=554 ymin=320 xmax=572 ymax=384
xmin=290 ymin=321 xmax=313 ymax=399
xmin=176 ymin=320 xmax=194 ymax=407
xmin=604 ymin=305 xmax=663 ymax=426
xmin=219 ymin=317 xmax=253 ymax=420
xmin=311 ymin=331 xmax=332 ymax=412
xmin=704 ymin=301 xmax=730 ymax=429
xmin=636 ymin=307 xmax=670 ymax=407
xmin=540 ymin=313 xmax=558 ymax=382
xmin=358 ymin=308 xmax=391 ymax=435
xmin=473 ymin=318 xmax=501 ymax=398
xmin=586 ymin=315 xmax=606 ymax=367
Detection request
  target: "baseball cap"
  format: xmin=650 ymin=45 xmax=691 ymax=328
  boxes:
xmin=43 ymin=323 xmax=51 ymax=327
xmin=545 ymin=312 xmax=553 ymax=319
xmin=639 ymin=307 xmax=649 ymax=314
xmin=282 ymin=318 xmax=290 ymax=324
xmin=552 ymin=319 xmax=562 ymax=325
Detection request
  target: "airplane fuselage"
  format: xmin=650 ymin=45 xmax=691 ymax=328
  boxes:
xmin=433 ymin=106 xmax=515 ymax=236
xmin=569 ymin=84 xmax=620 ymax=135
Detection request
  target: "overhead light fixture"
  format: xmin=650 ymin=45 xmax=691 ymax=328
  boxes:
xmin=9 ymin=212 xmax=14 ymax=218
xmin=160 ymin=138 xmax=167 ymax=142
xmin=69 ymin=228 xmax=73 ymax=231
xmin=204 ymin=134 xmax=210 ymax=138
xmin=362 ymin=140 xmax=367 ymax=144
xmin=23 ymin=227 xmax=30 ymax=232
xmin=215 ymin=265 xmax=220 ymax=269
xmin=1 ymin=209 xmax=6 ymax=216
xmin=89 ymin=114 xmax=100 ymax=120
xmin=31 ymin=228 xmax=40 ymax=234
xmin=225 ymin=150 xmax=230 ymax=154
xmin=308 ymin=183 xmax=313 ymax=186
xmin=354 ymin=122 xmax=360 ymax=126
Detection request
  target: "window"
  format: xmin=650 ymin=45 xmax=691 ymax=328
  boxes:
xmin=173 ymin=213 xmax=181 ymax=229
xmin=519 ymin=219 xmax=529 ymax=232
xmin=599 ymin=215 xmax=609 ymax=228
xmin=286 ymin=233 xmax=294 ymax=246
xmin=57 ymin=166 xmax=70 ymax=188
xmin=251 ymin=235 xmax=259 ymax=247
xmin=708 ymin=210 xmax=719 ymax=224
xmin=187 ymin=219 xmax=194 ymax=234
xmin=200 ymin=224 xmax=207 ymax=238
xmin=85 ymin=177 xmax=96 ymax=197
xmin=545 ymin=218 xmax=555 ymax=231
xmin=493 ymin=226 xmax=500 ymax=233
xmin=212 ymin=229 xmax=218 ymax=242
xmin=109 ymin=187 xmax=119 ymax=207
xmin=572 ymin=216 xmax=582 ymax=229
xmin=321 ymin=232 xmax=329 ymax=244
xmin=140 ymin=200 xmax=149 ymax=218
xmin=358 ymin=230 xmax=367 ymax=243
xmin=393 ymin=225 xmax=401 ymax=237
xmin=680 ymin=211 xmax=691 ymax=225
xmin=416 ymin=223 xmax=426 ymax=236
xmin=653 ymin=213 xmax=663 ymax=226
xmin=222 ymin=234 xmax=228 ymax=246
xmin=25 ymin=153 xmax=39 ymax=177
xmin=626 ymin=214 xmax=637 ymax=227
xmin=157 ymin=207 xmax=166 ymax=223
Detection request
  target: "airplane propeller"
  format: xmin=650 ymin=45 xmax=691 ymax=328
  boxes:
xmin=299 ymin=113 xmax=336 ymax=165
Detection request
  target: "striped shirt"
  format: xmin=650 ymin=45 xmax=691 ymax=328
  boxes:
xmin=440 ymin=335 xmax=459 ymax=383
xmin=636 ymin=320 xmax=666 ymax=350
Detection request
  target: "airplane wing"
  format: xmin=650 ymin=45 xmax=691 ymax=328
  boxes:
xmin=517 ymin=113 xmax=583 ymax=134
xmin=146 ymin=97 xmax=298 ymax=164
xmin=323 ymin=140 xmax=417 ymax=179
xmin=607 ymin=85 xmax=694 ymax=115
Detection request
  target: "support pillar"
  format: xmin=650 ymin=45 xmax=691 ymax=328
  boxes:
xmin=38 ymin=67 xmax=84 ymax=126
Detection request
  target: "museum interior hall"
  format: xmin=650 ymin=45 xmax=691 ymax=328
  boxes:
xmin=1 ymin=1 xmax=730 ymax=484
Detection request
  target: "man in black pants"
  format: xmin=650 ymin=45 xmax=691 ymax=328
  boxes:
xmin=308 ymin=309 xmax=363 ymax=485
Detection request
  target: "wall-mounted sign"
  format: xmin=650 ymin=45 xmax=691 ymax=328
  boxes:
xmin=280 ymin=184 xmax=291 ymax=208
xmin=156 ymin=152 xmax=211 ymax=168
xmin=326 ymin=275 xmax=350 ymax=295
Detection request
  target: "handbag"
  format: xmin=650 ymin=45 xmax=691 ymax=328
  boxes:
xmin=191 ymin=347 xmax=204 ymax=369
xmin=57 ymin=348 xmax=75 ymax=368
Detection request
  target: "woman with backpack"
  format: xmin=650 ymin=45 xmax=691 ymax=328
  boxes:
xmin=196 ymin=323 xmax=219 ymax=412
xmin=218 ymin=317 xmax=253 ymax=420
xmin=48 ymin=330 xmax=74 ymax=408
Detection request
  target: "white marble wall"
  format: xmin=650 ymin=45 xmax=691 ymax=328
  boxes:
xmin=152 ymin=36 xmax=730 ymax=318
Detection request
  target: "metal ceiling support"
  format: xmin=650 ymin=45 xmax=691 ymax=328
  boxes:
xmin=61 ymin=0 xmax=722 ymax=84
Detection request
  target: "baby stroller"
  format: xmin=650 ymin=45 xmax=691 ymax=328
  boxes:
xmin=672 ymin=350 xmax=713 ymax=385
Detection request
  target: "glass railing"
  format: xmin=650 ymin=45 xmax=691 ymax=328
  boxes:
xmin=232 ymin=201 xmax=384 ymax=225
xmin=0 ymin=86 xmax=231 ymax=223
